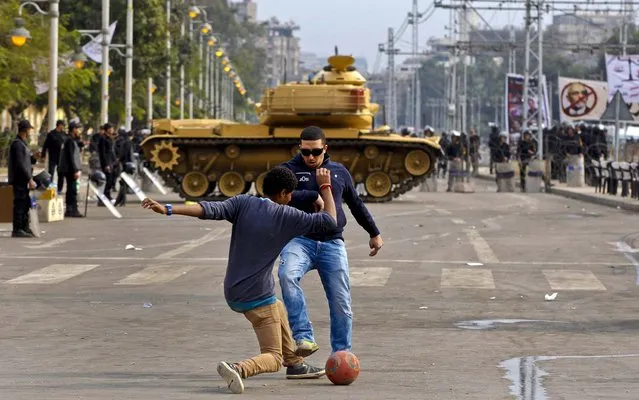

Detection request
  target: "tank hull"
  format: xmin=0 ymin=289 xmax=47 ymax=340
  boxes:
xmin=141 ymin=132 xmax=440 ymax=203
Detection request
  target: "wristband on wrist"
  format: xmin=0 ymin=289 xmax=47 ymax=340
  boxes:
xmin=165 ymin=204 xmax=172 ymax=216
xmin=319 ymin=184 xmax=332 ymax=191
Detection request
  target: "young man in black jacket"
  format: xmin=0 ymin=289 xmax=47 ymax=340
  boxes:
xmin=41 ymin=119 xmax=67 ymax=193
xmin=278 ymin=126 xmax=384 ymax=361
xmin=8 ymin=120 xmax=38 ymax=237
xmin=58 ymin=122 xmax=84 ymax=217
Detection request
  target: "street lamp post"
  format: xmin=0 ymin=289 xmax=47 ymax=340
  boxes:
xmin=124 ymin=0 xmax=133 ymax=130
xmin=101 ymin=0 xmax=110 ymax=125
xmin=148 ymin=78 xmax=155 ymax=128
xmin=187 ymin=5 xmax=211 ymax=117
xmin=166 ymin=0 xmax=171 ymax=119
xmin=13 ymin=0 xmax=59 ymax=131
xmin=179 ymin=13 xmax=185 ymax=119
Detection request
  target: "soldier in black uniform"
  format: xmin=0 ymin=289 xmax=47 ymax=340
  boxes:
xmin=491 ymin=133 xmax=511 ymax=188
xmin=446 ymin=131 xmax=463 ymax=192
xmin=41 ymin=119 xmax=67 ymax=193
xmin=114 ymin=130 xmax=136 ymax=207
xmin=58 ymin=122 xmax=84 ymax=217
xmin=517 ymin=130 xmax=537 ymax=192
xmin=97 ymin=123 xmax=117 ymax=206
xmin=8 ymin=120 xmax=38 ymax=238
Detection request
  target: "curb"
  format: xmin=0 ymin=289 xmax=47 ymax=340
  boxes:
xmin=548 ymin=187 xmax=639 ymax=212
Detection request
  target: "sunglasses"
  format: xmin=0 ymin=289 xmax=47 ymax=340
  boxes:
xmin=300 ymin=148 xmax=324 ymax=157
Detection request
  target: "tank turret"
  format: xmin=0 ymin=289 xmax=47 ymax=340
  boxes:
xmin=257 ymin=53 xmax=378 ymax=129
xmin=141 ymin=51 xmax=440 ymax=204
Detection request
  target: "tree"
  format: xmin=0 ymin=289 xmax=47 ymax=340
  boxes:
xmin=0 ymin=0 xmax=94 ymax=128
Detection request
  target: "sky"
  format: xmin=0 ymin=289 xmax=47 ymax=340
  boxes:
xmin=255 ymin=0 xmax=628 ymax=73
xmin=256 ymin=0 xmax=529 ymax=72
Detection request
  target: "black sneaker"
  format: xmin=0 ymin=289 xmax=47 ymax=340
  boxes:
xmin=217 ymin=361 xmax=244 ymax=394
xmin=286 ymin=362 xmax=326 ymax=379
xmin=11 ymin=230 xmax=33 ymax=238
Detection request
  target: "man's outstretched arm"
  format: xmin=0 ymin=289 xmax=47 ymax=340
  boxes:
xmin=142 ymin=198 xmax=203 ymax=217
xmin=141 ymin=197 xmax=239 ymax=222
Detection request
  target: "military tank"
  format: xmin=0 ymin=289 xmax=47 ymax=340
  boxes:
xmin=140 ymin=53 xmax=441 ymax=203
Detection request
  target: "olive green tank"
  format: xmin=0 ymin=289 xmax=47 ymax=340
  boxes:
xmin=140 ymin=54 xmax=441 ymax=203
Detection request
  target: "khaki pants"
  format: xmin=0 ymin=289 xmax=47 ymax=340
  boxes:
xmin=235 ymin=300 xmax=304 ymax=379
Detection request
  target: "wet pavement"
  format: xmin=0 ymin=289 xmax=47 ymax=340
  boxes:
xmin=0 ymin=177 xmax=638 ymax=399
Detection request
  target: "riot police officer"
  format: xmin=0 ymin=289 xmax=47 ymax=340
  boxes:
xmin=8 ymin=120 xmax=38 ymax=237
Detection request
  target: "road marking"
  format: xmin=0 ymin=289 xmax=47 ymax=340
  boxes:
xmin=347 ymin=233 xmax=450 ymax=250
xmin=24 ymin=238 xmax=76 ymax=249
xmin=154 ymin=228 xmax=229 ymax=259
xmin=382 ymin=209 xmax=433 ymax=218
xmin=115 ymin=265 xmax=199 ymax=285
xmin=434 ymin=208 xmax=452 ymax=216
xmin=480 ymin=216 xmax=503 ymax=231
xmin=611 ymin=242 xmax=639 ymax=285
xmin=4 ymin=264 xmax=99 ymax=284
xmin=441 ymin=268 xmax=496 ymax=289
xmin=0 ymin=255 xmax=632 ymax=267
xmin=464 ymin=229 xmax=499 ymax=263
xmin=451 ymin=218 xmax=466 ymax=225
xmin=542 ymin=270 xmax=607 ymax=291
xmin=349 ymin=267 xmax=392 ymax=287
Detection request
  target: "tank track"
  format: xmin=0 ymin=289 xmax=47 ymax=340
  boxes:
xmin=143 ymin=137 xmax=435 ymax=203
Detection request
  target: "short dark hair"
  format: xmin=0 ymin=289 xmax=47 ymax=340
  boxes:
xmin=263 ymin=166 xmax=298 ymax=197
xmin=300 ymin=126 xmax=326 ymax=144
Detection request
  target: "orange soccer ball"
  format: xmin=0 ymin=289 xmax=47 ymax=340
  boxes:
xmin=325 ymin=351 xmax=360 ymax=385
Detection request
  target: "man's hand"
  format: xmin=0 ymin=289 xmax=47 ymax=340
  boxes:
xmin=74 ymin=171 xmax=81 ymax=180
xmin=27 ymin=179 xmax=36 ymax=190
xmin=141 ymin=198 xmax=166 ymax=215
xmin=316 ymin=168 xmax=331 ymax=186
xmin=369 ymin=235 xmax=384 ymax=257
xmin=313 ymin=193 xmax=324 ymax=212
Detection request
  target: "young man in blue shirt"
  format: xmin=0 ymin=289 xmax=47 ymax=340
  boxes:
xmin=279 ymin=126 xmax=384 ymax=357
xmin=141 ymin=166 xmax=338 ymax=394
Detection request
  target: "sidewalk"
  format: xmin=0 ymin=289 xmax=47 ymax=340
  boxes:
xmin=476 ymin=166 xmax=639 ymax=212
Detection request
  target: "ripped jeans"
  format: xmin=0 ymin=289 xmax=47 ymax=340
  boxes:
xmin=278 ymin=236 xmax=352 ymax=352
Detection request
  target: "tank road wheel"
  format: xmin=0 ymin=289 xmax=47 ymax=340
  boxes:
xmin=363 ymin=145 xmax=379 ymax=160
xmin=149 ymin=141 xmax=181 ymax=171
xmin=181 ymin=171 xmax=210 ymax=198
xmin=404 ymin=150 xmax=431 ymax=176
xmin=365 ymin=172 xmax=392 ymax=198
xmin=255 ymin=172 xmax=268 ymax=197
xmin=218 ymin=171 xmax=245 ymax=197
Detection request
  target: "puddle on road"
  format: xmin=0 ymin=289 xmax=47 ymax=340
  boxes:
xmin=500 ymin=354 xmax=639 ymax=400
xmin=455 ymin=319 xmax=566 ymax=330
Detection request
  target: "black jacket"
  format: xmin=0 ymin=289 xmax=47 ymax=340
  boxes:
xmin=283 ymin=153 xmax=380 ymax=241
xmin=42 ymin=129 xmax=66 ymax=164
xmin=117 ymin=139 xmax=134 ymax=164
xmin=491 ymin=142 xmax=511 ymax=163
xmin=8 ymin=136 xmax=36 ymax=185
xmin=58 ymin=135 xmax=82 ymax=175
xmin=517 ymin=139 xmax=537 ymax=162
xmin=97 ymin=135 xmax=117 ymax=171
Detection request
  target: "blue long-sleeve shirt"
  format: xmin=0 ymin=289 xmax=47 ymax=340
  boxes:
xmin=282 ymin=154 xmax=380 ymax=242
xmin=198 ymin=195 xmax=337 ymax=312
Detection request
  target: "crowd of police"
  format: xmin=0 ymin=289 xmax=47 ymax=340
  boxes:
xmin=402 ymin=122 xmax=609 ymax=192
xmin=7 ymin=119 xmax=148 ymax=238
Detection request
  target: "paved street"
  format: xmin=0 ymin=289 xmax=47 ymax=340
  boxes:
xmin=1 ymin=178 xmax=638 ymax=399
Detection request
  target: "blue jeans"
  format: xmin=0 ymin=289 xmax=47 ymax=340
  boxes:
xmin=278 ymin=236 xmax=352 ymax=352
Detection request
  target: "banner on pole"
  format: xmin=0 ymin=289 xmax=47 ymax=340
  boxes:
xmin=557 ymin=76 xmax=609 ymax=122
xmin=82 ymin=22 xmax=118 ymax=64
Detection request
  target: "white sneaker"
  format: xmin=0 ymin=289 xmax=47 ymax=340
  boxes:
xmin=217 ymin=361 xmax=244 ymax=394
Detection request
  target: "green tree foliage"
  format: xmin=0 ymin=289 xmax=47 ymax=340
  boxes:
xmin=2 ymin=0 xmax=268 ymax=127
xmin=0 ymin=0 xmax=93 ymax=125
